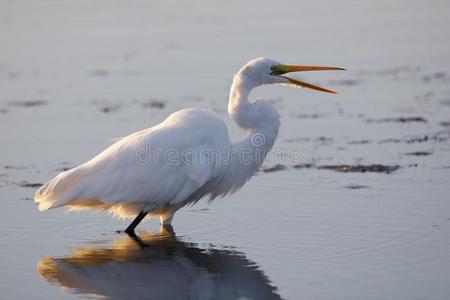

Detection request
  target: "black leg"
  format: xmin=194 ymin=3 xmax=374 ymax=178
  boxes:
xmin=126 ymin=230 xmax=147 ymax=248
xmin=125 ymin=211 xmax=148 ymax=234
xmin=162 ymin=224 xmax=175 ymax=234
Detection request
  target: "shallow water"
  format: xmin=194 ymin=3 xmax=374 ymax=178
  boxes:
xmin=1 ymin=0 xmax=450 ymax=299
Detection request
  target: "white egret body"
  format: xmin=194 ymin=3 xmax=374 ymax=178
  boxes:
xmin=35 ymin=57 xmax=343 ymax=232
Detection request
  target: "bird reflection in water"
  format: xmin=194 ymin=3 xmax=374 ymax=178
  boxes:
xmin=37 ymin=228 xmax=282 ymax=300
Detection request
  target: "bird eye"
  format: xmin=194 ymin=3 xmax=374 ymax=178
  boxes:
xmin=270 ymin=65 xmax=281 ymax=76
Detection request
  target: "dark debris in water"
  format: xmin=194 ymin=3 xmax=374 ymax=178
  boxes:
xmin=379 ymin=136 xmax=428 ymax=144
xmin=347 ymin=140 xmax=371 ymax=145
xmin=292 ymin=162 xmax=315 ymax=169
xmin=315 ymin=137 xmax=333 ymax=143
xmin=7 ymin=100 xmax=48 ymax=107
xmin=344 ymin=184 xmax=370 ymax=189
xmin=366 ymin=116 xmax=427 ymax=124
xmin=433 ymin=131 xmax=450 ymax=142
xmin=54 ymin=161 xmax=74 ymax=172
xmin=260 ymin=164 xmax=287 ymax=173
xmin=141 ymin=99 xmax=166 ymax=109
xmin=284 ymin=136 xmax=333 ymax=144
xmin=16 ymin=181 xmax=43 ymax=188
xmin=317 ymin=164 xmax=400 ymax=174
xmin=295 ymin=113 xmax=323 ymax=119
xmin=54 ymin=167 xmax=73 ymax=172
xmin=293 ymin=163 xmax=400 ymax=174
xmin=4 ymin=165 xmax=31 ymax=170
xmin=440 ymin=121 xmax=450 ymax=127
xmin=101 ymin=105 xmax=121 ymax=113
xmin=404 ymin=151 xmax=433 ymax=156
xmin=92 ymin=100 xmax=122 ymax=113
xmin=379 ymin=132 xmax=449 ymax=144
xmin=422 ymin=71 xmax=448 ymax=83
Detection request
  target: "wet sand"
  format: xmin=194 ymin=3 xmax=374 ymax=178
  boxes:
xmin=1 ymin=1 xmax=450 ymax=299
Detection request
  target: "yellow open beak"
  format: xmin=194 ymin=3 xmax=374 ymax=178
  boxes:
xmin=271 ymin=65 xmax=345 ymax=94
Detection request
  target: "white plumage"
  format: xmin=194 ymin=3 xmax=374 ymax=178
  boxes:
xmin=35 ymin=57 xmax=342 ymax=230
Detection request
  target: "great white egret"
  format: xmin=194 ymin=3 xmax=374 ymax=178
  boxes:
xmin=35 ymin=57 xmax=343 ymax=233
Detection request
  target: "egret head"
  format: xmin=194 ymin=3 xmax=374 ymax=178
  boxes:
xmin=237 ymin=57 xmax=345 ymax=94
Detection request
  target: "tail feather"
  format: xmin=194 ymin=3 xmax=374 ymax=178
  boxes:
xmin=35 ymin=167 xmax=90 ymax=211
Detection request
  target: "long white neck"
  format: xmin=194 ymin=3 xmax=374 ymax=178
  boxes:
xmin=218 ymin=70 xmax=281 ymax=193
xmin=228 ymin=71 xmax=281 ymax=148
